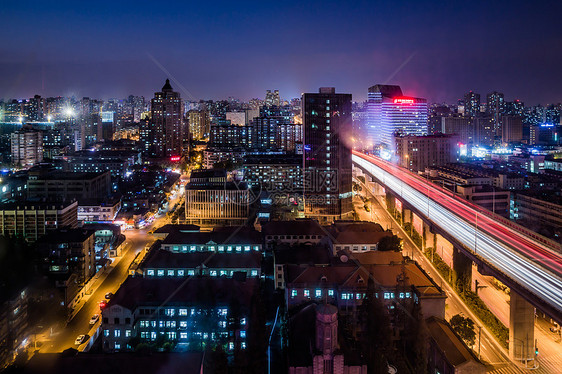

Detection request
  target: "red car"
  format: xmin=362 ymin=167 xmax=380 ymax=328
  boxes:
xmin=99 ymin=300 xmax=107 ymax=309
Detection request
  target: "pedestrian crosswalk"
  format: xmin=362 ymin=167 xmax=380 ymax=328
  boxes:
xmin=488 ymin=356 xmax=562 ymax=374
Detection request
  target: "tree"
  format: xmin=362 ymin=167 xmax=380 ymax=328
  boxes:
xmin=449 ymin=314 xmax=476 ymax=346
xmin=378 ymin=235 xmax=402 ymax=252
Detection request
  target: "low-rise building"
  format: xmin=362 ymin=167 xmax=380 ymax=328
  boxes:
xmin=262 ymin=219 xmax=327 ymax=250
xmin=26 ymin=170 xmax=111 ymax=201
xmin=101 ymin=277 xmax=257 ymax=352
xmin=456 ymin=185 xmax=510 ymax=217
xmin=427 ymin=316 xmax=486 ymax=374
xmin=184 ymin=170 xmax=250 ymax=227
xmin=0 ymin=200 xmax=78 ymax=242
xmin=326 ymin=220 xmax=393 ymax=254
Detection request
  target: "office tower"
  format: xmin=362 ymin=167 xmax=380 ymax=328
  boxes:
xmin=366 ymin=84 xmax=428 ymax=150
xmin=147 ymin=79 xmax=184 ymax=157
xmin=502 ymin=115 xmax=523 ymax=144
xmin=11 ymin=126 xmax=43 ymax=168
xmin=265 ymin=89 xmax=280 ymax=107
xmin=463 ymin=91 xmax=481 ymax=117
xmin=395 ymin=134 xmax=459 ymax=172
xmin=302 ymin=87 xmax=353 ymax=224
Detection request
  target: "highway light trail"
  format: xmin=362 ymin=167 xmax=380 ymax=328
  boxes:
xmin=353 ymin=151 xmax=562 ymax=317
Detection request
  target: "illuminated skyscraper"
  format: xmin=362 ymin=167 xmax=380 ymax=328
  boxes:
xmin=303 ymin=87 xmax=353 ymax=224
xmin=147 ymin=79 xmax=185 ymax=157
xmin=366 ymin=84 xmax=428 ymax=151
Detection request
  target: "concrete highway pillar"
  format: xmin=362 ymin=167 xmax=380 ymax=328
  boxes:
xmin=452 ymin=247 xmax=472 ymax=293
xmin=423 ymin=223 xmax=436 ymax=252
xmin=509 ymin=291 xmax=535 ymax=362
xmin=385 ymin=192 xmax=394 ymax=212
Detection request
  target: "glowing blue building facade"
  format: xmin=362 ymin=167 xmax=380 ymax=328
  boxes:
xmin=366 ymin=84 xmax=428 ymax=152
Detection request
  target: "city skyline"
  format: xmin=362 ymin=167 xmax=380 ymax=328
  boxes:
xmin=1 ymin=1 xmax=562 ymax=104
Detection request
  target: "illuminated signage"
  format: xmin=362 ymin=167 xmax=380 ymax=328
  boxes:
xmin=393 ymin=98 xmax=414 ymax=104
xmin=170 ymin=156 xmax=181 ymax=162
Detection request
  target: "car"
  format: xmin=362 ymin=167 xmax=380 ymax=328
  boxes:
xmin=75 ymin=335 xmax=86 ymax=345
xmin=99 ymin=300 xmax=107 ymax=309
xmin=105 ymin=292 xmax=113 ymax=300
xmin=89 ymin=314 xmax=100 ymax=325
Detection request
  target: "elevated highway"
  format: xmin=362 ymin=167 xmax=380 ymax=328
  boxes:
xmin=352 ymin=150 xmax=562 ymax=326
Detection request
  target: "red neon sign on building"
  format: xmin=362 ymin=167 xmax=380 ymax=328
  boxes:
xmin=393 ymin=98 xmax=414 ymax=104
xmin=170 ymin=156 xmax=181 ymax=162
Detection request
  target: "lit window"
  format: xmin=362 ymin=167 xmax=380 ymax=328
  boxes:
xmin=177 ymin=270 xmax=185 ymax=276
xmin=146 ymin=269 xmax=154 ymax=276
xmin=241 ymin=318 xmax=246 ymax=325
xmin=125 ymin=330 xmax=131 ymax=337
xmin=244 ymin=246 xmax=250 ymax=252
xmin=315 ymin=289 xmax=322 ymax=298
xmin=236 ymin=246 xmax=242 ymax=252
xmin=188 ymin=270 xmax=195 ymax=276
xmin=251 ymin=269 xmax=258 ymax=277
xmin=104 ymin=329 xmax=109 ymax=337
xmin=180 ymin=332 xmax=187 ymax=339
xmin=167 ymin=270 xmax=174 ymax=276
xmin=218 ymin=246 xmax=224 ymax=252
xmin=115 ymin=343 xmax=121 ymax=349
xmin=210 ymin=270 xmax=217 ymax=276
xmin=157 ymin=270 xmax=164 ymax=277
xmin=240 ymin=330 xmax=246 ymax=338
xmin=229 ymin=342 xmax=234 ymax=350
xmin=114 ymin=330 xmax=121 ymax=337
xmin=328 ymin=290 xmax=334 ymax=297
xmin=179 ymin=309 xmax=188 ymax=316
xmin=304 ymin=289 xmax=310 ymax=297
xmin=291 ymin=289 xmax=297 ymax=298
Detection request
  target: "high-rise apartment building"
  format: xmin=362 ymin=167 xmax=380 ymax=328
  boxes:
xmin=486 ymin=91 xmax=505 ymax=135
xmin=265 ymin=89 xmax=280 ymax=107
xmin=463 ymin=91 xmax=481 ymax=117
xmin=146 ymin=79 xmax=184 ymax=157
xmin=11 ymin=126 xmax=43 ymax=168
xmin=303 ymin=87 xmax=353 ymax=223
xmin=473 ymin=115 xmax=495 ymax=147
xmin=366 ymin=85 xmax=428 ymax=150
xmin=188 ymin=110 xmax=210 ymax=140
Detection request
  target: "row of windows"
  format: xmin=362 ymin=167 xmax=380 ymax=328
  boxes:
xmin=290 ymin=289 xmax=412 ymax=300
xmin=145 ymin=269 xmax=259 ymax=277
xmin=164 ymin=244 xmax=260 ymax=252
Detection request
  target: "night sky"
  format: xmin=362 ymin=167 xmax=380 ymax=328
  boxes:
xmin=1 ymin=0 xmax=561 ymax=104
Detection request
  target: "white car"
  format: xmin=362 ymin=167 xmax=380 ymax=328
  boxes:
xmin=75 ymin=334 xmax=86 ymax=345
xmin=89 ymin=314 xmax=100 ymax=325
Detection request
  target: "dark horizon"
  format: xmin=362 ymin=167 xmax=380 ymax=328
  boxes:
xmin=1 ymin=0 xmax=561 ymax=105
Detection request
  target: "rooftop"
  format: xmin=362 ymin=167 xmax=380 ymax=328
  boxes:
xmin=162 ymin=226 xmax=262 ymax=245
xmin=107 ymin=277 xmax=257 ymax=311
xmin=263 ymin=219 xmax=327 ymax=237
